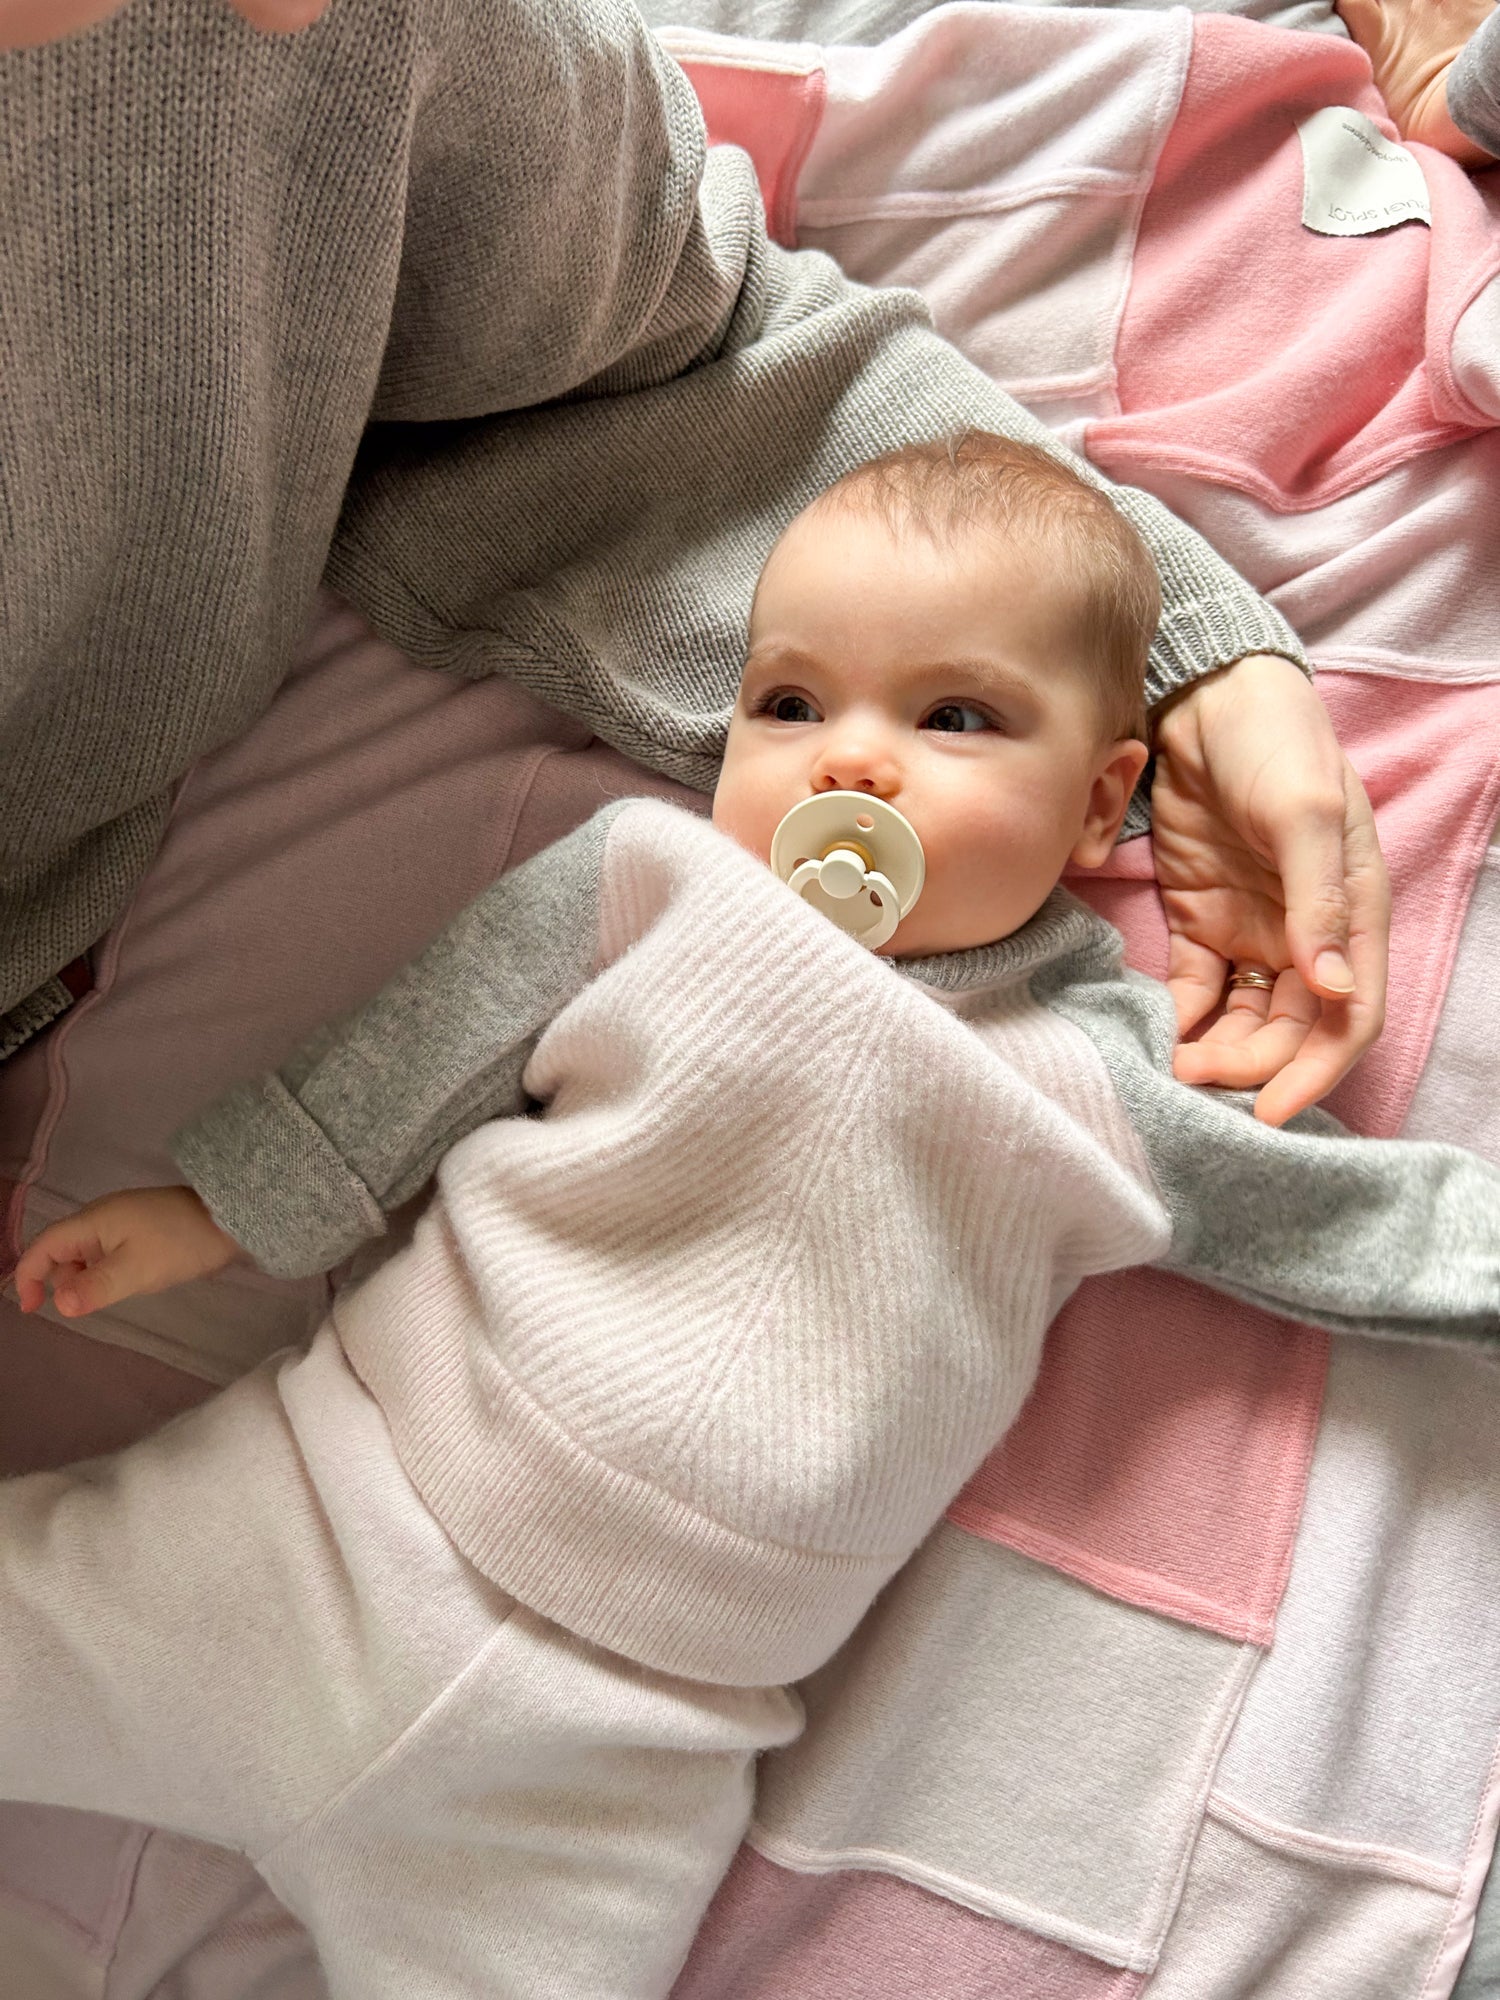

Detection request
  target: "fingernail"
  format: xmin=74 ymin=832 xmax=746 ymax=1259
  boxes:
xmin=1314 ymin=948 xmax=1354 ymax=993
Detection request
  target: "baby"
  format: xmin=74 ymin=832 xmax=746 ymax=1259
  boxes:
xmin=9 ymin=433 xmax=1499 ymax=2000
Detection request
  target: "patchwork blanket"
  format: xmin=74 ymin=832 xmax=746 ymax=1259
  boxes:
xmin=0 ymin=6 xmax=1497 ymax=1997
xmin=652 ymin=10 xmax=1500 ymax=1997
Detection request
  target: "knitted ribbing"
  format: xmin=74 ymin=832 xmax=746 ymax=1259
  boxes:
xmin=0 ymin=0 xmax=1304 ymax=1013
xmin=334 ymin=802 xmax=1170 ymax=1685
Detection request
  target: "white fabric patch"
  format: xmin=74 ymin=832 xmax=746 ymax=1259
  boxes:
xmin=1451 ymin=272 xmax=1500 ymax=420
xmin=752 ymin=1524 xmax=1255 ymax=1970
xmin=1214 ymin=1333 xmax=1500 ymax=1867
xmin=1297 ymin=106 xmax=1431 ymax=236
xmin=1146 ymin=1812 xmax=1452 ymax=1999
xmin=802 ymin=5 xmax=1194 ymax=422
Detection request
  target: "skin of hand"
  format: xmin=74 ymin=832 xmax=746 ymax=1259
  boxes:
xmin=0 ymin=0 xmax=328 ymax=49
xmin=13 ymin=1186 xmax=243 ymax=1318
xmin=1151 ymin=654 xmax=1390 ymax=1126
xmin=1336 ymin=0 xmax=1498 ymax=165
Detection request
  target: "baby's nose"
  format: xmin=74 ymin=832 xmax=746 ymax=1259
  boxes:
xmin=813 ymin=732 xmax=901 ymax=798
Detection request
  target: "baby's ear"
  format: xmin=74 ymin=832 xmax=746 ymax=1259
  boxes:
xmin=1070 ymin=738 xmax=1151 ymax=869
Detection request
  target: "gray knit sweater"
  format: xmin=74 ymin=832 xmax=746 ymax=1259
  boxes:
xmin=0 ymin=0 xmax=1304 ymax=1019
xmin=1450 ymin=8 xmax=1500 ymax=158
xmin=176 ymin=800 xmax=1498 ymax=1344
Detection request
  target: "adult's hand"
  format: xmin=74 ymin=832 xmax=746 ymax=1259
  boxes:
xmin=1336 ymin=0 xmax=1498 ymax=167
xmin=0 ymin=0 xmax=328 ymax=49
xmin=1150 ymin=654 xmax=1390 ymax=1127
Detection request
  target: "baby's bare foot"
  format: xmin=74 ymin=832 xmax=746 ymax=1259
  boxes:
xmin=1337 ymin=0 xmax=1498 ymax=164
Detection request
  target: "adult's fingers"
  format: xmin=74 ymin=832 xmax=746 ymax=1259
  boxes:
xmin=0 ymin=0 xmax=329 ymax=51
xmin=1164 ymin=932 xmax=1230 ymax=1038
xmin=1251 ymin=1007 xmax=1359 ymax=1126
xmin=0 ymin=0 xmax=123 ymax=49
xmin=1264 ymin=775 xmax=1357 ymax=1002
xmin=1173 ymin=972 xmax=1319 ymax=1093
xmin=1255 ymin=769 xmax=1388 ymax=1121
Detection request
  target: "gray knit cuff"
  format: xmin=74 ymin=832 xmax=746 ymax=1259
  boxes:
xmin=1146 ymin=586 xmax=1309 ymax=714
xmin=173 ymin=1077 xmax=385 ymax=1281
xmin=1111 ymin=527 xmax=1312 ymax=840
xmin=1448 ymin=11 xmax=1500 ymax=160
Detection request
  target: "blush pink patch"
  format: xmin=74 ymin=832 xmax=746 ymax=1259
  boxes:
xmin=0 ymin=1807 xmax=147 ymax=1961
xmin=949 ymin=1274 xmax=1329 ymax=1646
xmin=951 ymin=665 xmax=1500 ymax=1642
xmin=681 ymin=57 xmax=826 ymax=247
xmin=1087 ymin=15 xmax=1500 ymax=511
xmin=672 ymin=1847 xmax=1146 ymax=2000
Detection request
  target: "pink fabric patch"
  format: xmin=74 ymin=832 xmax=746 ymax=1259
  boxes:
xmin=0 ymin=1809 xmax=145 ymax=1960
xmin=1318 ymin=669 xmax=1500 ymax=1137
xmin=1088 ymin=16 xmax=1500 ymax=511
xmin=954 ymin=666 xmax=1500 ymax=1643
xmin=682 ymin=58 xmax=826 ymax=247
xmin=672 ymin=1847 xmax=1145 ymax=2000
xmin=949 ymin=1272 xmax=1328 ymax=1646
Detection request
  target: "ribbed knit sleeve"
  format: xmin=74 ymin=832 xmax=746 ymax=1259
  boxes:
xmin=172 ymin=804 xmax=625 ymax=1278
xmin=1 ymin=0 xmax=1301 ymax=1015
xmin=1448 ymin=9 xmax=1500 ymax=160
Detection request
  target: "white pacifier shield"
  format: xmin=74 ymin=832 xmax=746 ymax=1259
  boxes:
xmin=770 ymin=792 xmax=925 ymax=951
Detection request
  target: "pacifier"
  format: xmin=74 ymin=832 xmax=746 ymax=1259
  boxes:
xmin=769 ymin=792 xmax=925 ymax=951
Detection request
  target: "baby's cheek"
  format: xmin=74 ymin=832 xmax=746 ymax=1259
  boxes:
xmin=711 ymin=780 xmax=777 ymax=868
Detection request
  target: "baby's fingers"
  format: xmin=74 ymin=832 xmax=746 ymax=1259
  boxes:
xmin=46 ymin=1247 xmax=150 ymax=1317
xmin=13 ymin=1220 xmax=109 ymax=1313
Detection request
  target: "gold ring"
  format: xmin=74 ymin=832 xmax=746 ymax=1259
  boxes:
xmin=1227 ymin=965 xmax=1278 ymax=993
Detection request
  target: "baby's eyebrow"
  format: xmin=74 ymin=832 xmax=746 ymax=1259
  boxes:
xmin=915 ymin=657 xmax=1039 ymax=701
xmin=742 ymin=643 xmax=818 ymax=672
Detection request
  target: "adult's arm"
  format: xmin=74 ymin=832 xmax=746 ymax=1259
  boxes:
xmin=0 ymin=0 xmax=1302 ymax=1024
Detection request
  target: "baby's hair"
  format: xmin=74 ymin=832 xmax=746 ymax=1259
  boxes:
xmin=810 ymin=430 xmax=1159 ymax=740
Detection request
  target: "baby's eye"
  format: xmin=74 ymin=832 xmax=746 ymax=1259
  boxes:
xmin=758 ymin=691 xmax=822 ymax=724
xmin=922 ymin=702 xmax=994 ymax=734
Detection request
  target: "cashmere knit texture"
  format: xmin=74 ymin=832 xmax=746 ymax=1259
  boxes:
xmin=0 ymin=0 xmax=1305 ymax=1017
xmin=1449 ymin=7 xmax=1500 ymax=157
xmin=332 ymin=803 xmax=1172 ymax=1683
xmin=204 ymin=798 xmax=1491 ymax=1688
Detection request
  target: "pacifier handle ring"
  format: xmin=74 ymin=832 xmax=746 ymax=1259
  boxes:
xmin=769 ymin=791 xmax=925 ymax=952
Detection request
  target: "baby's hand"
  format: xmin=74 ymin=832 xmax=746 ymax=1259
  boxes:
xmin=13 ymin=1187 xmax=243 ymax=1318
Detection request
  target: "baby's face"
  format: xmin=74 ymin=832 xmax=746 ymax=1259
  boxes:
xmin=713 ymin=505 xmax=1148 ymax=957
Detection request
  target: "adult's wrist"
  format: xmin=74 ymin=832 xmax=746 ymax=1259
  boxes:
xmin=1150 ymin=652 xmax=1308 ymax=754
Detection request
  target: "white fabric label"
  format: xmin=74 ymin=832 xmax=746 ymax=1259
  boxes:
xmin=1297 ymin=105 xmax=1432 ymax=236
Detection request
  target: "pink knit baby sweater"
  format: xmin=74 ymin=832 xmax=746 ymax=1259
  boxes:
xmin=332 ymin=803 xmax=1169 ymax=1685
